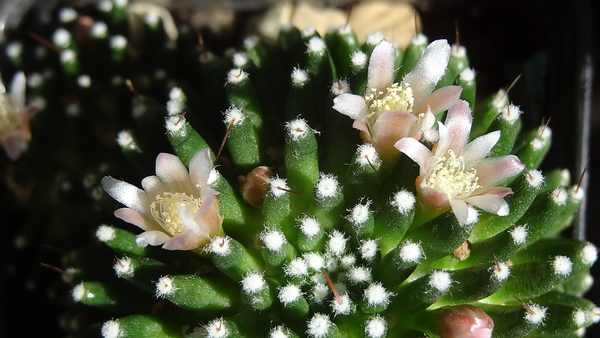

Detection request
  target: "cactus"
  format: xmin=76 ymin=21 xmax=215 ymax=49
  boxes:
xmin=1 ymin=1 xmax=597 ymax=337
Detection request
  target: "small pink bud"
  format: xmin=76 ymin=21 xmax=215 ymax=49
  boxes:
xmin=433 ymin=305 xmax=494 ymax=338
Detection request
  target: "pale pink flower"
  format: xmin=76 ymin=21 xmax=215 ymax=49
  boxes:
xmin=394 ymin=100 xmax=524 ymax=225
xmin=333 ymin=39 xmax=462 ymax=163
xmin=101 ymin=148 xmax=223 ymax=250
xmin=433 ymin=305 xmax=494 ymax=338
xmin=0 ymin=72 xmax=39 ymax=160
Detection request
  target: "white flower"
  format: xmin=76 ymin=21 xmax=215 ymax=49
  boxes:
xmin=333 ymin=39 xmax=462 ymax=164
xmin=395 ymin=100 xmax=524 ymax=225
xmin=101 ymin=148 xmax=223 ymax=250
xmin=0 ymin=72 xmax=39 ymax=160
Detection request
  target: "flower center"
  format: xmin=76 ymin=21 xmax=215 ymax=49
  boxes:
xmin=0 ymin=96 xmax=20 ymax=135
xmin=365 ymin=82 xmax=414 ymax=122
xmin=424 ymin=149 xmax=481 ymax=199
xmin=151 ymin=192 xmax=201 ymax=235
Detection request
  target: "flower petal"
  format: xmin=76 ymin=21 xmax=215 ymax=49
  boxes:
xmin=155 ymin=152 xmax=194 ymax=194
xmin=402 ymin=39 xmax=451 ymax=110
xmin=417 ymin=85 xmax=463 ymax=115
xmin=333 ymin=93 xmax=368 ymax=120
xmin=141 ymin=175 xmax=167 ymax=198
xmin=419 ymin=109 xmax=437 ymax=132
xmin=461 ymin=130 xmax=501 ymax=167
xmin=114 ymin=207 xmax=161 ymax=231
xmin=372 ymin=111 xmax=417 ymax=159
xmin=417 ymin=175 xmax=449 ymax=210
xmin=352 ymin=120 xmax=370 ymax=138
xmin=137 ymin=230 xmax=170 ymax=247
xmin=189 ymin=148 xmax=213 ymax=189
xmin=22 ymin=106 xmax=39 ymax=123
xmin=474 ymin=155 xmax=525 ymax=189
xmin=9 ymin=72 xmax=26 ymax=109
xmin=367 ymin=40 xmax=397 ymax=93
xmin=444 ymin=100 xmax=472 ymax=153
xmin=162 ymin=229 xmax=204 ymax=250
xmin=394 ymin=137 xmax=432 ymax=170
xmin=178 ymin=202 xmax=202 ymax=234
xmin=484 ymin=186 xmax=514 ymax=197
xmin=2 ymin=132 xmax=25 ymax=160
xmin=465 ymin=193 xmax=510 ymax=216
xmin=449 ymin=198 xmax=470 ymax=225
xmin=435 ymin=121 xmax=450 ymax=154
xmin=101 ymin=176 xmax=152 ymax=215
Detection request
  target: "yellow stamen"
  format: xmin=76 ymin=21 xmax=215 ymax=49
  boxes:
xmin=424 ymin=149 xmax=481 ymax=199
xmin=151 ymin=192 xmax=202 ymax=235
xmin=365 ymin=82 xmax=414 ymax=119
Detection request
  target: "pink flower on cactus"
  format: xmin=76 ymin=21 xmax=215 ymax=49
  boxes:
xmin=394 ymin=100 xmax=524 ymax=225
xmin=333 ymin=39 xmax=462 ymax=164
xmin=0 ymin=72 xmax=39 ymax=160
xmin=101 ymin=148 xmax=223 ymax=250
xmin=433 ymin=305 xmax=494 ymax=338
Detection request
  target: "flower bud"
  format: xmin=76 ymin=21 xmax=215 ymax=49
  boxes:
xmin=432 ymin=305 xmax=494 ymax=338
xmin=240 ymin=166 xmax=273 ymax=208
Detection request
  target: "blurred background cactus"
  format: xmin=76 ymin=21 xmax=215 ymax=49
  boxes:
xmin=0 ymin=0 xmax=598 ymax=337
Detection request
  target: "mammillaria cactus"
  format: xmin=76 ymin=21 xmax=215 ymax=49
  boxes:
xmin=1 ymin=1 xmax=597 ymax=337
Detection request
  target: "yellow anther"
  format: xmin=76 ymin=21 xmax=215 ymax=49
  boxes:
xmin=366 ymin=82 xmax=414 ymax=118
xmin=150 ymin=192 xmax=202 ymax=235
xmin=424 ymin=149 xmax=481 ymax=198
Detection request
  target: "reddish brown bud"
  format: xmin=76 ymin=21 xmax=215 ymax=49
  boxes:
xmin=239 ymin=166 xmax=273 ymax=208
xmin=433 ymin=305 xmax=494 ymax=338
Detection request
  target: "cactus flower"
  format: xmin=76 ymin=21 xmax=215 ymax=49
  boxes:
xmin=101 ymin=148 xmax=223 ymax=250
xmin=395 ymin=100 xmax=524 ymax=225
xmin=0 ymin=72 xmax=39 ymax=160
xmin=333 ymin=39 xmax=462 ymax=164
xmin=432 ymin=305 xmax=494 ymax=338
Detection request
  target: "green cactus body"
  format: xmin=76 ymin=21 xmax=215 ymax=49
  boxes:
xmin=2 ymin=2 xmax=596 ymax=338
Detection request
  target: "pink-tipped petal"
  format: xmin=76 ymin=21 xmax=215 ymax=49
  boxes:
xmin=352 ymin=120 xmax=370 ymax=137
xmin=465 ymin=194 xmax=510 ymax=216
xmin=333 ymin=93 xmax=368 ymax=120
xmin=189 ymin=148 xmax=213 ymax=188
xmin=475 ymin=155 xmax=524 ymax=189
xmin=402 ymin=39 xmax=451 ymax=109
xmin=444 ymin=100 xmax=472 ymax=153
xmin=195 ymin=194 xmax=223 ymax=235
xmin=483 ymin=186 xmax=514 ymax=197
xmin=137 ymin=230 xmax=170 ymax=247
xmin=449 ymin=198 xmax=470 ymax=225
xmin=162 ymin=230 xmax=204 ymax=250
xmin=372 ymin=111 xmax=417 ymax=157
xmin=418 ymin=175 xmax=449 ymax=210
xmin=395 ymin=137 xmax=432 ymax=169
xmin=101 ymin=176 xmax=152 ymax=215
xmin=367 ymin=40 xmax=397 ymax=93
xmin=461 ymin=131 xmax=501 ymax=166
xmin=22 ymin=106 xmax=39 ymax=123
xmin=114 ymin=207 xmax=161 ymax=231
xmin=155 ymin=152 xmax=194 ymax=194
xmin=2 ymin=133 xmax=23 ymax=160
xmin=417 ymin=85 xmax=463 ymax=115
